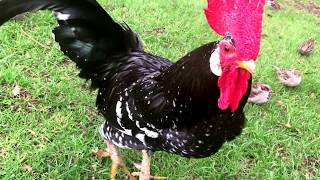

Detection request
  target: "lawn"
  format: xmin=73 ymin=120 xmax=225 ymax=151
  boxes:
xmin=0 ymin=0 xmax=319 ymax=179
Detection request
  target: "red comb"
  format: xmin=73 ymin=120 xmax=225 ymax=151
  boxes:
xmin=205 ymin=0 xmax=266 ymax=60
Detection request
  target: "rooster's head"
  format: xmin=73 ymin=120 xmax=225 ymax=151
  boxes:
xmin=205 ymin=0 xmax=266 ymax=112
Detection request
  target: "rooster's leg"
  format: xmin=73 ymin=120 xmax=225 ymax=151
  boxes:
xmin=132 ymin=150 xmax=166 ymax=180
xmin=105 ymin=140 xmax=134 ymax=180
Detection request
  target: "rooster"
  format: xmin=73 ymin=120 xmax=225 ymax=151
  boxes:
xmin=0 ymin=0 xmax=266 ymax=179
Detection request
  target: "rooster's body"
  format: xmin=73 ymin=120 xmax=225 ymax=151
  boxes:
xmin=97 ymin=41 xmax=250 ymax=158
xmin=0 ymin=0 xmax=266 ymax=179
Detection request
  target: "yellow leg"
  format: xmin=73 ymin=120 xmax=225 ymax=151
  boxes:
xmin=110 ymin=161 xmax=117 ymax=180
xmin=132 ymin=150 xmax=166 ymax=180
xmin=105 ymin=140 xmax=134 ymax=180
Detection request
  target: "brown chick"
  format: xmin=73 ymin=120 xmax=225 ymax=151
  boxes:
xmin=248 ymin=83 xmax=272 ymax=104
xmin=267 ymin=0 xmax=281 ymax=10
xmin=273 ymin=65 xmax=302 ymax=87
xmin=298 ymin=38 xmax=316 ymax=56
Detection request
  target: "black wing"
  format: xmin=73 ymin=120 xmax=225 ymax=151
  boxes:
xmin=0 ymin=0 xmax=143 ymax=88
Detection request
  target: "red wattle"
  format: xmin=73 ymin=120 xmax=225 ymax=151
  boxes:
xmin=218 ymin=69 xmax=251 ymax=112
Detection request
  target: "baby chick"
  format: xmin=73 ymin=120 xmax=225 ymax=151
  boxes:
xmin=267 ymin=0 xmax=281 ymax=10
xmin=273 ymin=65 xmax=302 ymax=87
xmin=298 ymin=38 xmax=316 ymax=56
xmin=248 ymin=83 xmax=273 ymax=104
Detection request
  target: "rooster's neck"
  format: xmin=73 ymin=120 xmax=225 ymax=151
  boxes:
xmin=158 ymin=42 xmax=220 ymax=111
xmin=157 ymin=41 xmax=251 ymax=115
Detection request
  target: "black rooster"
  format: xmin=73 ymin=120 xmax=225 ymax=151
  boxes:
xmin=0 ymin=0 xmax=266 ymax=179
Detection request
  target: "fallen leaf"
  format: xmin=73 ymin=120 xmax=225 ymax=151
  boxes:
xmin=91 ymin=164 xmax=97 ymax=172
xmin=309 ymin=91 xmax=317 ymax=98
xmin=41 ymin=136 xmax=49 ymax=142
xmin=26 ymin=129 xmax=37 ymax=137
xmin=92 ymin=149 xmax=109 ymax=158
xmin=283 ymin=123 xmax=292 ymax=128
xmin=12 ymin=84 xmax=21 ymax=97
xmin=22 ymin=163 xmax=33 ymax=172
xmin=277 ymin=101 xmax=285 ymax=107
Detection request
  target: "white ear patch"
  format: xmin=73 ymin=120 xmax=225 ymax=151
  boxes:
xmin=55 ymin=12 xmax=71 ymax=21
xmin=209 ymin=48 xmax=222 ymax=76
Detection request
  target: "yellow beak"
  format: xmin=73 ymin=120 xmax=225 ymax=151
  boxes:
xmin=237 ymin=60 xmax=256 ymax=74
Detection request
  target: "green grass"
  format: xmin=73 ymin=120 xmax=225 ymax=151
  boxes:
xmin=0 ymin=0 xmax=320 ymax=179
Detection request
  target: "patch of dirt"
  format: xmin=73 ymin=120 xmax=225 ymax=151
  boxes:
xmin=40 ymin=71 xmax=51 ymax=82
xmin=60 ymin=58 xmax=73 ymax=66
xmin=239 ymin=155 xmax=256 ymax=175
xmin=302 ymin=156 xmax=320 ymax=177
xmin=12 ymin=13 xmax=31 ymax=21
xmin=284 ymin=0 xmax=320 ymax=17
xmin=277 ymin=122 xmax=302 ymax=138
xmin=18 ymin=89 xmax=30 ymax=100
xmin=275 ymin=145 xmax=290 ymax=159
xmin=0 ymin=148 xmax=8 ymax=159
xmin=80 ymin=84 xmax=91 ymax=91
xmin=9 ymin=85 xmax=41 ymax=112
xmin=144 ymin=27 xmax=166 ymax=36
xmin=15 ymin=88 xmax=41 ymax=112
xmin=1 ymin=83 xmax=41 ymax=112
xmin=295 ymin=2 xmax=320 ymax=17
xmin=87 ymin=106 xmax=98 ymax=119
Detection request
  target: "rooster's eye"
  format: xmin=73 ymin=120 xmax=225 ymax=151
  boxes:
xmin=224 ymin=47 xmax=230 ymax=52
